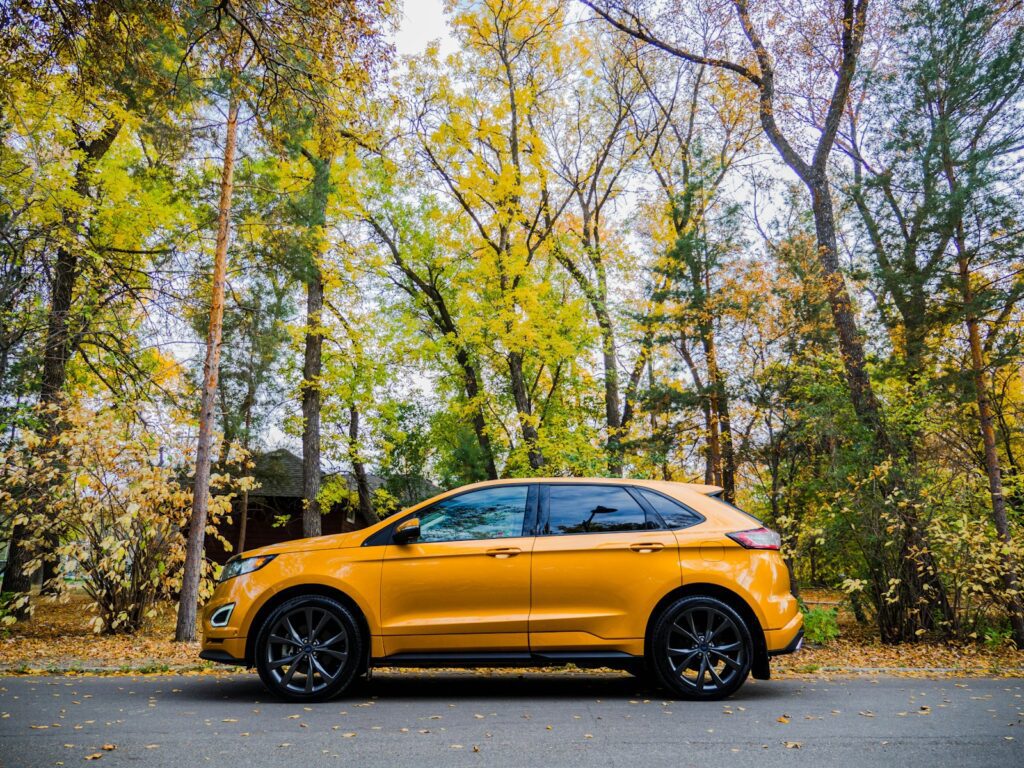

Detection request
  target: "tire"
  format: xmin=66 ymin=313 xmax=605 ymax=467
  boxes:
xmin=254 ymin=594 xmax=364 ymax=702
xmin=649 ymin=595 xmax=753 ymax=700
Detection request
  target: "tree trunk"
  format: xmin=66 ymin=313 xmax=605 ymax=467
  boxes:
xmin=597 ymin=310 xmax=623 ymax=476
xmin=299 ymin=148 xmax=332 ymax=539
xmin=808 ymin=178 xmax=888 ymax=450
xmin=175 ymin=92 xmax=239 ymax=643
xmin=703 ymin=333 xmax=736 ymax=502
xmin=508 ymin=350 xmax=544 ymax=470
xmin=235 ymin=392 xmax=255 ymax=555
xmin=455 ymin=349 xmax=499 ymax=480
xmin=301 ymin=264 xmax=324 ymax=538
xmin=236 ymin=489 xmax=249 ymax=555
xmin=958 ymin=255 xmax=1024 ymax=648
xmin=347 ymin=405 xmax=377 ymax=528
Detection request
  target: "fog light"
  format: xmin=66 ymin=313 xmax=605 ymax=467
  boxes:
xmin=210 ymin=603 xmax=234 ymax=628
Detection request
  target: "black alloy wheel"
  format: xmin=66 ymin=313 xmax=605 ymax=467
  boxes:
xmin=255 ymin=595 xmax=363 ymax=701
xmin=650 ymin=595 xmax=753 ymax=700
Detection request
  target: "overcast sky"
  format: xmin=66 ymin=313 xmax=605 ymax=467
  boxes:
xmin=393 ymin=0 xmax=456 ymax=57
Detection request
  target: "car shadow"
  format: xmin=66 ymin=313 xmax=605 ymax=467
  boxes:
xmin=176 ymin=669 xmax=784 ymax=705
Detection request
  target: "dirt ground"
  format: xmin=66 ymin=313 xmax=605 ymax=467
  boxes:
xmin=2 ymin=590 xmax=1023 ymax=676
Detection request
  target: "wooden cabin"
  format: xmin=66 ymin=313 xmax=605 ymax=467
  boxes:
xmin=205 ymin=448 xmax=435 ymax=564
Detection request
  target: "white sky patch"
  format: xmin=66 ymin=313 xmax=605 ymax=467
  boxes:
xmin=394 ymin=0 xmax=456 ymax=58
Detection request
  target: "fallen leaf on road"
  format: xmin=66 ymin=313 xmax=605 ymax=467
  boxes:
xmin=101 ymin=745 xmax=115 ymax=751
xmin=784 ymin=742 xmax=802 ymax=749
xmin=84 ymin=755 xmax=102 ymax=761
xmin=777 ymin=715 xmax=790 ymax=724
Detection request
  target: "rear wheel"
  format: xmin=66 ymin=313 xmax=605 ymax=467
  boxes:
xmin=255 ymin=595 xmax=364 ymax=702
xmin=649 ymin=595 xmax=752 ymax=700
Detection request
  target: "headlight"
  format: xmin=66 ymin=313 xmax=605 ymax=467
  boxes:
xmin=219 ymin=554 xmax=276 ymax=582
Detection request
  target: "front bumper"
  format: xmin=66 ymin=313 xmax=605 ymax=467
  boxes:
xmin=199 ymin=649 xmax=247 ymax=666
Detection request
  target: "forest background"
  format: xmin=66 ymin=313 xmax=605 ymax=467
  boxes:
xmin=1 ymin=0 xmax=1023 ymax=655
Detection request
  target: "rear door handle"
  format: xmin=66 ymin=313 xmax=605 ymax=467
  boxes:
xmin=629 ymin=542 xmax=665 ymax=553
xmin=486 ymin=547 xmax=522 ymax=558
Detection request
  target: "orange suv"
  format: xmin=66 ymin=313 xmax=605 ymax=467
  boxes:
xmin=200 ymin=478 xmax=802 ymax=701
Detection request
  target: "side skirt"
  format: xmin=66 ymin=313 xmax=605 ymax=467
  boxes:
xmin=370 ymin=651 xmax=639 ymax=671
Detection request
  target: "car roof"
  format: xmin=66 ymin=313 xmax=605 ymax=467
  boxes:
xmin=449 ymin=477 xmax=725 ymax=497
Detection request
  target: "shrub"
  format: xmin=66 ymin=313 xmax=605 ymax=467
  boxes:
xmin=0 ymin=403 xmax=246 ymax=633
xmin=802 ymin=606 xmax=841 ymax=645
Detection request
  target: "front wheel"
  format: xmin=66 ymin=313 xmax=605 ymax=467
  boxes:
xmin=254 ymin=595 xmax=364 ymax=702
xmin=649 ymin=595 xmax=753 ymax=700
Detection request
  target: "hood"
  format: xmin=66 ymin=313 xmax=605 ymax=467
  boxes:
xmin=238 ymin=529 xmax=367 ymax=558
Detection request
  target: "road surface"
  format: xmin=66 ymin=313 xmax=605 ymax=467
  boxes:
xmin=1 ymin=671 xmax=1021 ymax=767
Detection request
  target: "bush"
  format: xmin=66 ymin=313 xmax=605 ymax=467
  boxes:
xmin=0 ymin=403 xmax=246 ymax=634
xmin=802 ymin=606 xmax=841 ymax=645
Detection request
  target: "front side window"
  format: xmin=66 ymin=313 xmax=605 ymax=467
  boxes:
xmin=416 ymin=485 xmax=529 ymax=543
xmin=545 ymin=485 xmax=649 ymax=534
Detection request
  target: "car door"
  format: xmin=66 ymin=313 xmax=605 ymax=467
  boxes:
xmin=529 ymin=484 xmax=681 ymax=653
xmin=380 ymin=484 xmax=536 ymax=655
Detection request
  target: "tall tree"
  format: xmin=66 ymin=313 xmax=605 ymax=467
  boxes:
xmin=584 ymin=0 xmax=956 ymax=642
xmin=411 ymin=0 xmax=578 ymax=472
xmin=174 ymin=0 xmax=394 ymax=641
xmin=0 ymin=0 xmax=182 ymax=604
xmin=918 ymin=0 xmax=1024 ymax=646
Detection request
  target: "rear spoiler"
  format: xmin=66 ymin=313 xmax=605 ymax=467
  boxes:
xmin=687 ymin=483 xmax=724 ymax=497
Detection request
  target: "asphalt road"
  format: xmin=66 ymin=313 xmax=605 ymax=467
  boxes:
xmin=1 ymin=671 xmax=1021 ymax=767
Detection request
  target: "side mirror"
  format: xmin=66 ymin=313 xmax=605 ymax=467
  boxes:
xmin=393 ymin=517 xmax=421 ymax=545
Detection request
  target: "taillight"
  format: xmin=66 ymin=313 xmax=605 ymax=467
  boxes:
xmin=727 ymin=527 xmax=781 ymax=550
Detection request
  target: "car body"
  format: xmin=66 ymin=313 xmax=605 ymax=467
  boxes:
xmin=200 ymin=477 xmax=802 ymax=701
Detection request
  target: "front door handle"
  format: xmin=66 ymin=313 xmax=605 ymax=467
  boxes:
xmin=629 ymin=542 xmax=665 ymax=553
xmin=486 ymin=547 xmax=522 ymax=559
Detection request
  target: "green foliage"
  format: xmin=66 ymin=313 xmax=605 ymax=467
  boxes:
xmin=802 ymin=606 xmax=841 ymax=645
xmin=1 ymin=0 xmax=1022 ymax=648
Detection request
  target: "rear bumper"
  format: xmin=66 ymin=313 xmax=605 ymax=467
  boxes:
xmin=764 ymin=610 xmax=803 ymax=654
xmin=767 ymin=628 xmax=804 ymax=657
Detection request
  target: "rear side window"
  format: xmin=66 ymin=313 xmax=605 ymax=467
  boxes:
xmin=545 ymin=485 xmax=650 ymax=534
xmin=637 ymin=488 xmax=704 ymax=530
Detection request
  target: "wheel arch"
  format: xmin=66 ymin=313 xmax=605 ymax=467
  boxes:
xmin=646 ymin=583 xmax=770 ymax=680
xmin=244 ymin=584 xmax=371 ymax=670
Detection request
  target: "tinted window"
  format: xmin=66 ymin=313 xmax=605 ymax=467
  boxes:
xmin=417 ymin=486 xmax=529 ymax=543
xmin=637 ymin=488 xmax=703 ymax=529
xmin=546 ymin=485 xmax=649 ymax=534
